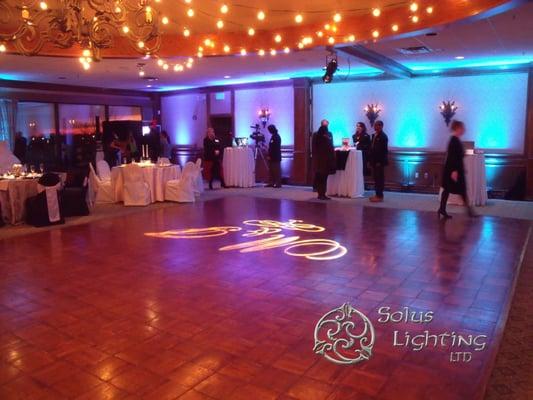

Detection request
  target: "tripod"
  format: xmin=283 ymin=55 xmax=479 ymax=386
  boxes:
xmin=253 ymin=142 xmax=269 ymax=171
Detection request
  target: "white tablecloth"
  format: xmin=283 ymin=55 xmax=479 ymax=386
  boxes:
xmin=327 ymin=149 xmax=365 ymax=198
xmin=440 ymin=153 xmax=488 ymax=206
xmin=112 ymin=164 xmax=181 ymax=203
xmin=0 ymin=179 xmax=39 ymax=225
xmin=223 ymin=147 xmax=255 ymax=188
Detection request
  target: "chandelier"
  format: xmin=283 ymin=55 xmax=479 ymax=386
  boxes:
xmin=0 ymin=0 xmax=161 ymax=65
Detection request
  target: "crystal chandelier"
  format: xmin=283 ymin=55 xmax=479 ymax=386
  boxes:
xmin=0 ymin=0 xmax=162 ymax=62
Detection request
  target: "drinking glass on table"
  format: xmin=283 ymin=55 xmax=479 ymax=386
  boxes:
xmin=39 ymin=163 xmax=44 ymax=174
xmin=30 ymin=165 xmax=35 ymax=174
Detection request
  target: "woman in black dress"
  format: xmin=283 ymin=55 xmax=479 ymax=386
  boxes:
xmin=439 ymin=120 xmax=475 ymax=219
xmin=352 ymin=122 xmax=371 ymax=176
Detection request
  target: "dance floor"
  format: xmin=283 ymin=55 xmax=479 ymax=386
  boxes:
xmin=0 ymin=196 xmax=530 ymax=400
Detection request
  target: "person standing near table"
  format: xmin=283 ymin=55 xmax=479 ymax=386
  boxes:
xmin=438 ymin=120 xmax=476 ymax=219
xmin=203 ymin=128 xmax=226 ymax=190
xmin=352 ymin=122 xmax=371 ymax=176
xmin=369 ymin=120 xmax=388 ymax=203
xmin=266 ymin=124 xmax=282 ymax=188
xmin=13 ymin=132 xmax=27 ymax=164
xmin=312 ymin=125 xmax=335 ymax=200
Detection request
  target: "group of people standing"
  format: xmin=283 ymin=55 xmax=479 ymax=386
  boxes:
xmin=203 ymin=124 xmax=283 ymax=190
xmin=312 ymin=119 xmax=389 ymax=201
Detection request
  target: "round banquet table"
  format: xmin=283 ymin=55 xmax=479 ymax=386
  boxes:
xmin=0 ymin=178 xmax=40 ymax=225
xmin=439 ymin=153 xmax=488 ymax=206
xmin=327 ymin=149 xmax=365 ymax=198
xmin=111 ymin=164 xmax=181 ymax=203
xmin=223 ymin=147 xmax=255 ymax=188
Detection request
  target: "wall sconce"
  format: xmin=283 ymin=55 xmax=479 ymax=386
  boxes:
xmin=364 ymin=103 xmax=381 ymax=127
xmin=258 ymin=108 xmax=271 ymax=128
xmin=439 ymin=100 xmax=458 ymax=126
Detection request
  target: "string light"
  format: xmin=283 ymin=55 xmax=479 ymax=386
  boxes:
xmin=328 ymin=37 xmax=335 ymax=44
xmin=274 ymin=34 xmax=282 ymax=43
xmin=372 ymin=8 xmax=381 ymax=17
xmin=223 ymin=44 xmax=230 ymax=53
xmin=410 ymin=2 xmax=419 ymax=12
xmin=163 ymin=62 xmax=170 ymax=70
xmin=122 ymin=25 xmax=129 ymax=33
xmin=258 ymin=49 xmax=265 ymax=56
xmin=248 ymin=27 xmax=255 ymax=36
xmin=216 ymin=20 xmax=224 ymax=29
xmin=270 ymin=49 xmax=277 ymax=56
xmin=157 ymin=59 xmax=164 ymax=66
xmin=220 ymin=4 xmax=228 ymax=14
xmin=183 ymin=28 xmax=190 ymax=37
xmin=295 ymin=14 xmax=303 ymax=23
xmin=283 ymin=47 xmax=290 ymax=54
xmin=39 ymin=1 xmax=47 ymax=10
xmin=412 ymin=15 xmax=419 ymax=23
xmin=333 ymin=13 xmax=342 ymax=22
xmin=372 ymin=30 xmax=380 ymax=38
xmin=187 ymin=8 xmax=194 ymax=17
xmin=348 ymin=34 xmax=356 ymax=42
xmin=161 ymin=16 xmax=169 ymax=24
xmin=0 ymin=44 xmax=6 ymax=52
xmin=137 ymin=41 xmax=144 ymax=48
xmin=240 ymin=48 xmax=247 ymax=56
xmin=426 ymin=6 xmax=434 ymax=14
xmin=257 ymin=10 xmax=265 ymax=21
xmin=392 ymin=24 xmax=399 ymax=31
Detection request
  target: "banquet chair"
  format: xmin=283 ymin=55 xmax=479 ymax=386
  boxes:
xmin=26 ymin=173 xmax=65 ymax=227
xmin=88 ymin=163 xmax=114 ymax=205
xmin=194 ymin=158 xmax=204 ymax=195
xmin=96 ymin=160 xmax=112 ymax=182
xmin=61 ymin=170 xmax=90 ymax=217
xmin=158 ymin=157 xmax=171 ymax=165
xmin=165 ymin=162 xmax=196 ymax=203
xmin=122 ymin=164 xmax=151 ymax=206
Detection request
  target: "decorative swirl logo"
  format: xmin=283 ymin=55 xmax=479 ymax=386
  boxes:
xmin=313 ymin=303 xmax=375 ymax=365
xmin=145 ymin=219 xmax=347 ymax=261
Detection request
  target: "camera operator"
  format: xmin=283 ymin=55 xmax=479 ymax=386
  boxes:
xmin=265 ymin=124 xmax=282 ymax=188
xmin=203 ymin=127 xmax=226 ymax=190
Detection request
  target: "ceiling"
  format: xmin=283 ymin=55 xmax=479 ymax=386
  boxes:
xmin=0 ymin=1 xmax=532 ymax=92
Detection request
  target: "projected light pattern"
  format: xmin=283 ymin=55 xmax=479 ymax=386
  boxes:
xmin=145 ymin=219 xmax=347 ymax=261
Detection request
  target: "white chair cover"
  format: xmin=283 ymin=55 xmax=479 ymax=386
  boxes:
xmin=96 ymin=160 xmax=112 ymax=182
xmin=194 ymin=158 xmax=204 ymax=195
xmin=37 ymin=182 xmax=62 ymax=223
xmin=158 ymin=157 xmax=171 ymax=165
xmin=0 ymin=141 xmax=20 ymax=174
xmin=122 ymin=164 xmax=151 ymax=206
xmin=165 ymin=162 xmax=196 ymax=203
xmin=88 ymin=163 xmax=114 ymax=205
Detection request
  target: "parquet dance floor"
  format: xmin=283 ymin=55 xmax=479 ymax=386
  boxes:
xmin=0 ymin=197 xmax=529 ymax=399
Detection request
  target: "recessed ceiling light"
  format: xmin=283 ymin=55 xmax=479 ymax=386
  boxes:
xmin=146 ymin=84 xmax=152 ymax=87
xmin=455 ymin=56 xmax=465 ymax=60
xmin=224 ymin=75 xmax=231 ymax=79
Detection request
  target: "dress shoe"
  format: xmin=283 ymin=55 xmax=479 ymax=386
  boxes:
xmin=318 ymin=195 xmax=331 ymax=200
xmin=438 ymin=209 xmax=452 ymax=219
xmin=369 ymin=196 xmax=383 ymax=203
xmin=264 ymin=184 xmax=274 ymax=188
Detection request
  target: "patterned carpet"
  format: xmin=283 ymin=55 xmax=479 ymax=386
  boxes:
xmin=484 ymin=231 xmax=533 ymax=400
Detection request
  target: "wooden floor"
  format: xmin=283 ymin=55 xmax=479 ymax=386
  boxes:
xmin=0 ymin=196 xmax=530 ymax=400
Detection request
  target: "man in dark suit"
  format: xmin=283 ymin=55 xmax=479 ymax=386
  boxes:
xmin=312 ymin=125 xmax=336 ymax=200
xmin=266 ymin=125 xmax=282 ymax=188
xmin=370 ymin=120 xmax=389 ymax=202
xmin=13 ymin=132 xmax=27 ymax=163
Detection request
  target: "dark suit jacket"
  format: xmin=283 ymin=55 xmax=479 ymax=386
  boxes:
xmin=370 ymin=132 xmax=389 ymax=166
xmin=312 ymin=131 xmax=335 ymax=175
xmin=203 ymin=137 xmax=222 ymax=161
xmin=268 ymin=133 xmax=282 ymax=162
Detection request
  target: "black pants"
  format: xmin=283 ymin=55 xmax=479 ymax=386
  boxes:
xmin=315 ymin=172 xmax=328 ymax=198
xmin=373 ymin=163 xmax=385 ymax=198
xmin=439 ymin=190 xmax=469 ymax=213
xmin=268 ymin=161 xmax=282 ymax=187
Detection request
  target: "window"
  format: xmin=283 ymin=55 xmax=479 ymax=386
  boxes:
xmin=108 ymin=106 xmax=142 ymax=121
xmin=58 ymin=104 xmax=105 ymax=135
xmin=16 ymin=102 xmax=55 ymax=138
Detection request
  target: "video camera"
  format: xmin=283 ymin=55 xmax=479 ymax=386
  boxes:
xmin=250 ymin=124 xmax=266 ymax=145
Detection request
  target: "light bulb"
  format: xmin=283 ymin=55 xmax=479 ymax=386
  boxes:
xmin=220 ymin=4 xmax=228 ymax=14
xmin=162 ymin=16 xmax=169 ymax=24
xmin=333 ymin=13 xmax=341 ymax=22
xmin=295 ymin=14 xmax=303 ymax=23
xmin=257 ymin=11 xmax=265 ymax=20
xmin=372 ymin=8 xmax=381 ymax=17
xmin=223 ymin=44 xmax=230 ymax=53
xmin=328 ymin=37 xmax=335 ymax=44
xmin=248 ymin=27 xmax=255 ymax=36
xmin=183 ymin=28 xmax=190 ymax=37
xmin=240 ymin=49 xmax=247 ymax=56
xmin=270 ymin=49 xmax=277 ymax=56
xmin=122 ymin=26 xmax=129 ymax=33
xmin=426 ymin=6 xmax=434 ymax=14
xmin=372 ymin=30 xmax=380 ymax=38
xmin=283 ymin=47 xmax=290 ymax=54
xmin=410 ymin=2 xmax=418 ymax=12
xmin=217 ymin=20 xmax=224 ymax=29
xmin=412 ymin=15 xmax=419 ymax=23
xmin=39 ymin=1 xmax=47 ymax=10
xmin=137 ymin=41 xmax=145 ymax=48
xmin=258 ymin=49 xmax=265 ymax=56
xmin=187 ymin=8 xmax=194 ymax=17
xmin=392 ymin=24 xmax=399 ymax=32
xmin=0 ymin=44 xmax=6 ymax=52
xmin=274 ymin=34 xmax=282 ymax=43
